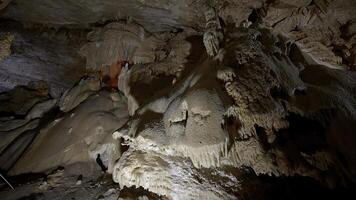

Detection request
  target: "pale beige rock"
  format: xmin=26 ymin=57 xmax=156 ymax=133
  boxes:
xmin=59 ymin=76 xmax=101 ymax=112
xmin=113 ymin=149 xmax=239 ymax=200
xmin=203 ymin=8 xmax=223 ymax=57
xmin=80 ymin=22 xmax=165 ymax=70
xmin=10 ymin=91 xmax=129 ymax=176
xmin=1 ymin=1 xmax=356 ymax=198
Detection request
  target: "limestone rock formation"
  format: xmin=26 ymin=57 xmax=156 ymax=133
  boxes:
xmin=10 ymin=91 xmax=129 ymax=176
xmin=0 ymin=21 xmax=86 ymax=96
xmin=110 ymin=26 xmax=356 ymax=198
xmin=80 ymin=22 xmax=164 ymax=69
xmin=1 ymin=0 xmax=356 ymax=199
xmin=0 ymin=81 xmax=56 ymax=171
xmin=59 ymin=76 xmax=101 ymax=112
xmin=115 ymin=31 xmax=192 ymax=115
xmin=261 ymin=0 xmax=356 ymax=70
xmin=114 ymin=149 xmax=238 ymax=200
xmin=0 ymin=0 xmax=205 ymax=32
xmin=203 ymin=8 xmax=223 ymax=57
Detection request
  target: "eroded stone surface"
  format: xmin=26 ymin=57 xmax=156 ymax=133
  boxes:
xmin=0 ymin=22 xmax=86 ymax=96
xmin=1 ymin=1 xmax=356 ymax=199
xmin=10 ymin=91 xmax=129 ymax=176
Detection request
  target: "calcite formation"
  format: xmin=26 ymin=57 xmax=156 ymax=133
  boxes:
xmin=10 ymin=90 xmax=129 ymax=176
xmin=261 ymin=0 xmax=356 ymax=70
xmin=59 ymin=76 xmax=101 ymax=112
xmin=113 ymin=149 xmax=239 ymax=200
xmin=80 ymin=22 xmax=164 ymax=70
xmin=203 ymin=8 xmax=223 ymax=57
xmin=110 ymin=26 xmax=356 ymax=198
xmin=1 ymin=0 xmax=356 ymax=199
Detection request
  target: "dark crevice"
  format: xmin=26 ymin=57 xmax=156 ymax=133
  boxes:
xmin=275 ymin=113 xmax=328 ymax=154
xmin=270 ymin=86 xmax=289 ymax=100
xmin=293 ymin=88 xmax=307 ymax=96
xmin=120 ymin=138 xmax=129 ymax=155
xmin=17 ymin=193 xmax=44 ymax=200
xmin=224 ymin=115 xmax=242 ymax=141
xmin=255 ymin=125 xmax=270 ymax=150
xmin=0 ymin=172 xmax=46 ymax=189
xmin=119 ymin=186 xmax=166 ymax=199
xmin=248 ymin=9 xmax=259 ymax=24
xmin=239 ymin=172 xmax=356 ymax=200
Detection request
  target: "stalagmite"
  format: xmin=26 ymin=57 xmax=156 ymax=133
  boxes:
xmin=1 ymin=1 xmax=356 ymax=199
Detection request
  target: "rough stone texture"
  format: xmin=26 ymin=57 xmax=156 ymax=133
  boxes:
xmin=0 ymin=32 xmax=14 ymax=61
xmin=113 ymin=149 xmax=238 ymax=200
xmin=118 ymin=186 xmax=169 ymax=200
xmin=0 ymin=0 xmax=206 ymax=32
xmin=1 ymin=0 xmax=356 ymax=199
xmin=116 ymin=31 xmax=192 ymax=115
xmin=261 ymin=0 xmax=356 ymax=70
xmin=110 ymin=26 xmax=356 ymax=198
xmin=203 ymin=8 xmax=223 ymax=57
xmin=0 ymin=172 xmax=120 ymax=200
xmin=80 ymin=22 xmax=165 ymax=69
xmin=342 ymin=20 xmax=356 ymax=70
xmin=218 ymin=27 xmax=356 ymax=183
xmin=0 ymin=22 xmax=86 ymax=96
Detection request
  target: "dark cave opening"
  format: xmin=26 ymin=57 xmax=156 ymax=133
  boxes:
xmin=275 ymin=112 xmax=328 ymax=154
xmin=241 ymin=174 xmax=356 ymax=200
xmin=269 ymin=86 xmax=289 ymax=101
xmin=248 ymin=9 xmax=259 ymax=24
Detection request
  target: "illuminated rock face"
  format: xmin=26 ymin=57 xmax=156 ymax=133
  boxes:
xmin=203 ymin=8 xmax=223 ymax=57
xmin=111 ymin=27 xmax=356 ymax=198
xmin=1 ymin=1 xmax=356 ymax=199
xmin=59 ymin=76 xmax=101 ymax=112
xmin=9 ymin=91 xmax=129 ymax=176
xmin=80 ymin=22 xmax=164 ymax=70
xmin=113 ymin=149 xmax=239 ymax=200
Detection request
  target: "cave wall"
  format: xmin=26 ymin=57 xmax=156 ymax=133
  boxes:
xmin=0 ymin=21 xmax=86 ymax=97
xmin=0 ymin=0 xmax=356 ymax=199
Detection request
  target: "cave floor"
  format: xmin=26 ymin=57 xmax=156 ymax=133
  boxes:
xmin=0 ymin=170 xmax=119 ymax=200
